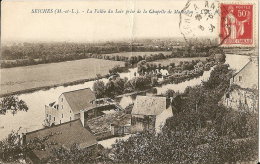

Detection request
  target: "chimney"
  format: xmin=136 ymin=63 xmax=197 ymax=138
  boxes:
xmin=250 ymin=56 xmax=258 ymax=66
xmin=110 ymin=124 xmax=115 ymax=135
xmin=21 ymin=133 xmax=26 ymax=145
xmin=80 ymin=110 xmax=85 ymax=127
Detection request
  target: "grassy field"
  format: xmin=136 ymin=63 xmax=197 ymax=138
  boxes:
xmin=104 ymin=51 xmax=172 ymax=57
xmin=0 ymin=58 xmax=124 ymax=96
xmin=0 ymin=53 xmax=208 ymax=96
xmin=151 ymin=57 xmax=207 ymax=66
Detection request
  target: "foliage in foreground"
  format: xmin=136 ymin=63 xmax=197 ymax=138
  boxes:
xmin=110 ymin=129 xmax=257 ymax=164
xmin=0 ymin=64 xmax=257 ymax=164
xmin=0 ymin=131 xmax=101 ymax=164
xmin=108 ymin=64 xmax=258 ymax=163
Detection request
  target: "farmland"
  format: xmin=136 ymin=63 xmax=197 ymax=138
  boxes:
xmin=104 ymin=51 xmax=172 ymax=57
xmin=0 ymin=51 xmax=208 ymax=96
xmin=151 ymin=57 xmax=207 ymax=66
xmin=0 ymin=58 xmax=124 ymax=96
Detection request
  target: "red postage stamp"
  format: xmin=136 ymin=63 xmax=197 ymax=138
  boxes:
xmin=220 ymin=4 xmax=254 ymax=46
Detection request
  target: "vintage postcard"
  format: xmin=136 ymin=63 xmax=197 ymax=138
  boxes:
xmin=0 ymin=0 xmax=258 ymax=163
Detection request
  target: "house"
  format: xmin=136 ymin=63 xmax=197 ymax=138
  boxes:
xmin=221 ymin=57 xmax=258 ymax=113
xmin=21 ymin=119 xmax=97 ymax=164
xmin=45 ymin=88 xmax=96 ymax=126
xmin=230 ymin=57 xmax=258 ymax=90
xmin=110 ymin=114 xmax=132 ymax=136
xmin=45 ymin=88 xmax=124 ymax=127
xmin=83 ymin=111 xmax=131 ymax=140
xmin=221 ymin=85 xmax=258 ymax=113
xmin=131 ymin=96 xmax=173 ymax=133
xmin=212 ymin=53 xmax=225 ymax=62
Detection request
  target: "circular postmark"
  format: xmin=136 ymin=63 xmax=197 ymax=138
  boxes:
xmin=179 ymin=0 xmax=221 ymax=47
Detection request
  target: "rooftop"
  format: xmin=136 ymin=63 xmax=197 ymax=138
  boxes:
xmin=234 ymin=59 xmax=258 ymax=76
xmin=132 ymin=96 xmax=166 ymax=115
xmin=26 ymin=119 xmax=97 ymax=160
xmin=86 ymin=111 xmax=131 ymax=135
xmin=62 ymin=88 xmax=96 ymax=114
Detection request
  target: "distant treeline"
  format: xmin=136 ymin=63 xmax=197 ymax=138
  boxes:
xmin=1 ymin=42 xmax=224 ymax=68
xmin=100 ymin=47 xmax=224 ymax=67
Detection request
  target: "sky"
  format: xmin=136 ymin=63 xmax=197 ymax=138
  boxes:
xmin=1 ymin=0 xmax=218 ymax=43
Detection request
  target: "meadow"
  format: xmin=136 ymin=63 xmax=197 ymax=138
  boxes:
xmin=0 ymin=52 xmax=207 ymax=96
xmin=0 ymin=58 xmax=124 ymax=96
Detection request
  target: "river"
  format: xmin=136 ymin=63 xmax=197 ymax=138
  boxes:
xmin=0 ymin=54 xmax=250 ymax=140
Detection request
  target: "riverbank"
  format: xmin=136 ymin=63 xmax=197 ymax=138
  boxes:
xmin=0 ymin=54 xmax=250 ymax=140
xmin=0 ymin=58 xmax=213 ymax=97
xmin=115 ymin=90 xmax=149 ymax=98
xmin=0 ymin=74 xmax=110 ymax=97
xmin=0 ymin=56 xmax=211 ymax=97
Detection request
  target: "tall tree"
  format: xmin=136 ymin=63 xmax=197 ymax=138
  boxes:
xmin=93 ymin=80 xmax=106 ymax=98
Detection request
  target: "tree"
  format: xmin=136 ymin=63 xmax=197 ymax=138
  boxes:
xmin=49 ymin=144 xmax=100 ymax=164
xmin=105 ymin=80 xmax=115 ymax=97
xmin=0 ymin=96 xmax=28 ymax=115
xmin=93 ymin=81 xmax=106 ymax=98
xmin=203 ymin=64 xmax=231 ymax=91
xmin=137 ymin=60 xmax=147 ymax=74
xmin=164 ymin=111 xmax=206 ymax=132
xmin=169 ymin=62 xmax=175 ymax=68
xmin=165 ymin=89 xmax=175 ymax=98
xmin=2 ymin=49 xmax=12 ymax=60
xmin=213 ymin=111 xmax=257 ymax=138
xmin=151 ymin=77 xmax=158 ymax=87
xmin=0 ymin=130 xmax=23 ymax=162
xmin=109 ymin=65 xmax=123 ymax=74
xmin=113 ymin=77 xmax=126 ymax=95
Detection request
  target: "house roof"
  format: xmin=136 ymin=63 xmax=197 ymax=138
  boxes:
xmin=132 ymin=96 xmax=166 ymax=116
xmin=86 ymin=111 xmax=131 ymax=135
xmin=233 ymin=57 xmax=258 ymax=77
xmin=62 ymin=88 xmax=96 ymax=114
xmin=233 ymin=60 xmax=251 ymax=77
xmin=26 ymin=119 xmax=97 ymax=160
xmin=112 ymin=114 xmax=132 ymax=126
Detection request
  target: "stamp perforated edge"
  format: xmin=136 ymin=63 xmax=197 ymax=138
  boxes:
xmin=218 ymin=0 xmax=258 ymax=48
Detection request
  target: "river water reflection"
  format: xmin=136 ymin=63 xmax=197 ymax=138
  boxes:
xmin=0 ymin=54 xmax=250 ymax=140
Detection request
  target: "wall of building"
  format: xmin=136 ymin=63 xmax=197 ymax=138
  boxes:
xmin=95 ymin=131 xmax=113 ymax=141
xmin=45 ymin=94 xmax=75 ymax=126
xmin=45 ymin=105 xmax=59 ymax=126
xmin=111 ymin=125 xmax=131 ymax=136
xmin=131 ymin=115 xmax=156 ymax=133
xmin=131 ymin=115 xmax=145 ymax=133
xmin=231 ymin=61 xmax=258 ymax=90
xmin=57 ymin=94 xmax=76 ymax=123
xmin=221 ymin=88 xmax=258 ymax=113
xmin=155 ymin=107 xmax=173 ymax=133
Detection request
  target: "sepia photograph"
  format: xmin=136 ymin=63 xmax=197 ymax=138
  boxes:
xmin=0 ymin=0 xmax=259 ymax=163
